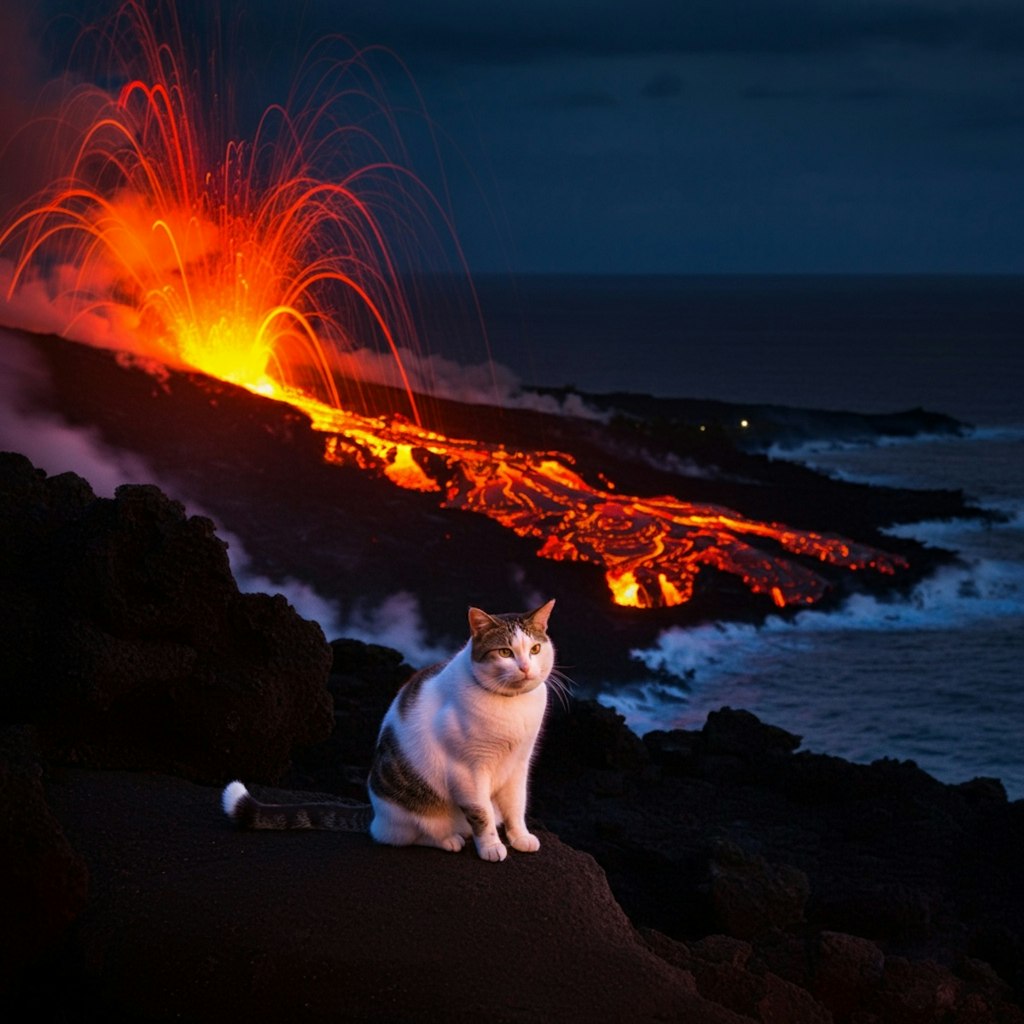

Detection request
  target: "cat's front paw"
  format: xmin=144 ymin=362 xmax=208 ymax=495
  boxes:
xmin=475 ymin=838 xmax=508 ymax=862
xmin=508 ymin=831 xmax=540 ymax=853
xmin=440 ymin=834 xmax=466 ymax=853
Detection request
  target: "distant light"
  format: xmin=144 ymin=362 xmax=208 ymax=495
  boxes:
xmin=740 ymin=419 xmax=749 ymax=429
xmin=699 ymin=424 xmax=706 ymax=432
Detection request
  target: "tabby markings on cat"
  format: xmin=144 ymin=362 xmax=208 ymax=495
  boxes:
xmin=222 ymin=600 xmax=563 ymax=862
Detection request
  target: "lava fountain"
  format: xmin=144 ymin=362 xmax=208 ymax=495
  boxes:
xmin=0 ymin=0 xmax=438 ymax=421
xmin=0 ymin=1 xmax=906 ymax=610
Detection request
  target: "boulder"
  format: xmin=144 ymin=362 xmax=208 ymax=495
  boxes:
xmin=0 ymin=452 xmax=333 ymax=783
xmin=809 ymin=930 xmax=886 ymax=1020
xmin=707 ymin=839 xmax=810 ymax=939
xmin=642 ymin=928 xmax=831 ymax=1024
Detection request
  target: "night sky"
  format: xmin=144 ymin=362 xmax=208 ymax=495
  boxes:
xmin=8 ymin=0 xmax=1024 ymax=275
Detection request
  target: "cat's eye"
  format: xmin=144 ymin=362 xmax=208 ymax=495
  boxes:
xmin=530 ymin=643 xmax=542 ymax=655
xmin=497 ymin=648 xmax=513 ymax=658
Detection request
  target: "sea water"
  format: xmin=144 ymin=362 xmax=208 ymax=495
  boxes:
xmin=478 ymin=275 xmax=1024 ymax=797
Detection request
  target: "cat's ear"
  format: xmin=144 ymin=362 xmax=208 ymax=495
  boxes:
xmin=526 ymin=598 xmax=555 ymax=632
xmin=468 ymin=606 xmax=498 ymax=636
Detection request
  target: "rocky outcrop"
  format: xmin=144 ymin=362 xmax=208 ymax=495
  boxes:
xmin=275 ymin=648 xmax=1024 ymax=1023
xmin=532 ymin=703 xmax=1024 ymax=1023
xmin=0 ymin=452 xmax=333 ymax=783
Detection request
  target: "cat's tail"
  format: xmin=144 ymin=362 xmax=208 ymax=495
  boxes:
xmin=221 ymin=781 xmax=373 ymax=831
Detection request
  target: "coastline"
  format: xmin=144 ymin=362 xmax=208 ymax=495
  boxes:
xmin=2 ymin=449 xmax=1022 ymax=1021
xmin=2 ymin=315 xmax=1021 ymax=1019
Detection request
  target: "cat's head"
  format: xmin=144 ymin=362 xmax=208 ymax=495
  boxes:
xmin=467 ymin=599 xmax=555 ymax=696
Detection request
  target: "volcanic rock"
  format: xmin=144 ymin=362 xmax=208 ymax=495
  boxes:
xmin=642 ymin=929 xmax=832 ymax=1024
xmin=809 ymin=931 xmax=887 ymax=1020
xmin=0 ymin=726 xmax=88 ymax=993
xmin=0 ymin=452 xmax=333 ymax=783
xmin=707 ymin=839 xmax=810 ymax=939
xmin=20 ymin=769 xmax=745 ymax=1024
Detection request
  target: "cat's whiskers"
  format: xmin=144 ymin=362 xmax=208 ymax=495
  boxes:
xmin=545 ymin=667 xmax=574 ymax=711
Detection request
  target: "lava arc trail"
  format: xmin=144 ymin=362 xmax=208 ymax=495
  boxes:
xmin=0 ymin=1 xmax=906 ymax=609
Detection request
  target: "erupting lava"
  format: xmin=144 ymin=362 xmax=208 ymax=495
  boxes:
xmin=0 ymin=1 xmax=907 ymax=610
xmin=0 ymin=0 xmax=430 ymax=423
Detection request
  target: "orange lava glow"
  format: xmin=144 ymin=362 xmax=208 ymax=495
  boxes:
xmin=0 ymin=2 xmax=908 ymax=610
xmin=0 ymin=1 xmax=428 ymax=424
xmin=294 ymin=390 xmax=906 ymax=609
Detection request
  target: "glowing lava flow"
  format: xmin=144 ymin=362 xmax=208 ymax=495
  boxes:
xmin=289 ymin=390 xmax=907 ymax=609
xmin=0 ymin=2 xmax=908 ymax=610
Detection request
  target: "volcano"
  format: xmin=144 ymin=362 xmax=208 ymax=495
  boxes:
xmin=1 ymin=324 xmax=977 ymax=686
xmin=0 ymin=1 xmax=981 ymax=686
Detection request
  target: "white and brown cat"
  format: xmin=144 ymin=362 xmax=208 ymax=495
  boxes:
xmin=222 ymin=599 xmax=562 ymax=862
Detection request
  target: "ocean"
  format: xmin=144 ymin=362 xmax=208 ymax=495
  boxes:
xmin=477 ymin=275 xmax=1024 ymax=797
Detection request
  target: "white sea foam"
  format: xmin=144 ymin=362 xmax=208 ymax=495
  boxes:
xmin=633 ymin=552 xmax=1024 ymax=690
xmin=609 ymin=539 xmax=1024 ymax=794
xmin=771 ymin=426 xmax=1024 ymax=498
xmin=765 ymin=429 xmax=973 ymax=464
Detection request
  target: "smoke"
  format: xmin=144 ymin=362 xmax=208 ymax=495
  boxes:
xmin=0 ymin=250 xmax=606 ymax=422
xmin=220 ymin=528 xmax=445 ymax=666
xmin=0 ymin=260 xmax=157 ymax=356
xmin=334 ymin=343 xmax=607 ymax=419
xmin=0 ymin=328 xmax=161 ymax=495
xmin=333 ymin=592 xmax=451 ymax=666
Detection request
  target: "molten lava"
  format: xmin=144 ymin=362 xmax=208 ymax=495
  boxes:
xmin=293 ymin=390 xmax=906 ymax=609
xmin=0 ymin=1 xmax=907 ymax=610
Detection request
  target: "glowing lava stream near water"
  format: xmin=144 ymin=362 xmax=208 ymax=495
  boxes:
xmin=294 ymin=390 xmax=907 ymax=609
xmin=0 ymin=1 xmax=907 ymax=610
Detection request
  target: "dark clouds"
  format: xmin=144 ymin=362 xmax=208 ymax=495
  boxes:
xmin=235 ymin=0 xmax=1024 ymax=63
xmin=16 ymin=1 xmax=1024 ymax=273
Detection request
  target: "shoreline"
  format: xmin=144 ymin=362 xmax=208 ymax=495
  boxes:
xmin=2 ymin=446 xmax=1023 ymax=1020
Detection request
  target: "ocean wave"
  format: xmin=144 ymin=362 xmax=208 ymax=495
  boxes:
xmin=772 ymin=429 xmax=1024 ymax=514
xmin=766 ymin=423 xmax=1024 ymax=463
xmin=604 ymin=555 xmax=1024 ymax=795
xmin=631 ymin=554 xmax=1024 ymax=687
xmin=767 ymin=432 xmax=960 ymax=464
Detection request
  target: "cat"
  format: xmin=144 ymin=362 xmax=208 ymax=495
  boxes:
xmin=222 ymin=599 xmax=562 ymax=862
